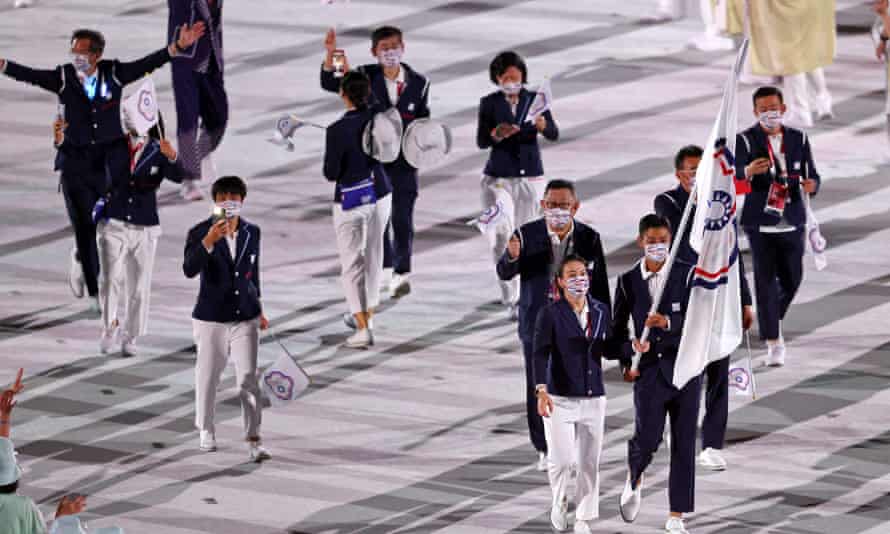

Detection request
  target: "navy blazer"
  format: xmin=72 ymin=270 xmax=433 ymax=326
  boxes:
xmin=609 ymin=259 xmax=694 ymax=386
xmin=497 ymin=218 xmax=610 ymax=343
xmin=476 ymin=88 xmax=558 ymax=178
xmin=533 ymin=296 xmax=617 ymax=398
xmin=735 ymin=124 xmax=820 ymax=229
xmin=324 ymin=109 xmax=392 ymax=202
xmin=105 ymin=139 xmax=184 ymax=227
xmin=321 ymin=62 xmax=430 ymax=185
xmin=168 ymin=0 xmax=224 ymax=76
xmin=654 ymin=185 xmax=753 ymax=307
xmin=183 ymin=217 xmax=262 ymax=323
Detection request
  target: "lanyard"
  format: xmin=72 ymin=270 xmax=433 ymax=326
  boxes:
xmin=765 ymin=134 xmax=786 ymax=176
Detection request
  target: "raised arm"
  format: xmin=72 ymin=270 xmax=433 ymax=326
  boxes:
xmin=115 ymin=22 xmax=205 ymax=86
xmin=1 ymin=59 xmax=63 ymax=93
xmin=183 ymin=224 xmax=212 ymax=278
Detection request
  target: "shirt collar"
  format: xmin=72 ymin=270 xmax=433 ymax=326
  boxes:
xmin=640 ymin=260 xmax=663 ymax=281
xmin=546 ymin=219 xmax=574 ymax=244
xmin=385 ymin=68 xmax=405 ymax=84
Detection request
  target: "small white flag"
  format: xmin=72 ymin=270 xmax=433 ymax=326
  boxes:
xmin=803 ymin=194 xmax=828 ymax=271
xmin=523 ymin=78 xmax=553 ymax=123
xmin=729 ymin=332 xmax=757 ymax=399
xmin=121 ymin=77 xmax=158 ymax=137
xmin=260 ymin=339 xmax=311 ymax=408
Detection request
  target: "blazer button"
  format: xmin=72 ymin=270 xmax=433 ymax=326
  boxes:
xmin=236 ymin=310 xmax=241 ymax=315
xmin=93 ymin=123 xmax=98 ymax=129
xmin=126 ymin=215 xmax=131 ymax=220
xmin=587 ymin=390 xmax=593 ymax=395
xmin=235 ymin=271 xmax=239 ymax=276
xmin=588 ymin=370 xmax=592 ymax=375
xmin=235 ymin=290 xmax=240 ymax=295
xmin=128 ymin=198 xmax=133 ymax=203
xmin=658 ymin=353 xmax=663 ymax=358
xmin=129 ymin=181 xmax=135 ymax=186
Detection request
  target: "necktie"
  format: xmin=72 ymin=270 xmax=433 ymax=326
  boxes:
xmin=129 ymin=140 xmax=144 ymax=173
xmin=396 ymin=81 xmax=405 ymax=98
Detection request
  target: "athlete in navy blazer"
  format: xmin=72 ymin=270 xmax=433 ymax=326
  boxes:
xmin=321 ymin=26 xmax=430 ymax=291
xmin=105 ymin=137 xmax=183 ymax=226
xmin=324 ymin=108 xmax=392 ymax=203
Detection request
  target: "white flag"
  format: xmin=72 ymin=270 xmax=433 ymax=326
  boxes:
xmin=523 ymin=78 xmax=552 ymax=123
xmin=260 ymin=346 xmax=311 ymax=408
xmin=121 ymin=77 xmax=158 ymax=137
xmin=803 ymin=193 xmax=828 ymax=271
xmin=728 ymin=355 xmax=755 ymax=397
xmin=672 ymin=40 xmax=749 ymax=390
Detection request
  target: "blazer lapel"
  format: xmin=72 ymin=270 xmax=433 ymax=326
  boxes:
xmin=556 ymin=298 xmax=586 ymax=338
xmin=234 ymin=224 xmax=251 ymax=267
xmin=133 ymin=141 xmax=159 ymax=175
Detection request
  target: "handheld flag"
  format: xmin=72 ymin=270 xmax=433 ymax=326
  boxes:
xmin=523 ymin=79 xmax=553 ymax=124
xmin=672 ymin=39 xmax=749 ymax=390
xmin=121 ymin=77 xmax=158 ymax=137
xmin=729 ymin=331 xmax=757 ymax=399
xmin=260 ymin=330 xmax=311 ymax=407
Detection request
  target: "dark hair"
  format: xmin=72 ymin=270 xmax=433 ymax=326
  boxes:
xmin=752 ymin=86 xmax=783 ymax=106
xmin=211 ymin=175 xmax=247 ymax=201
xmin=558 ymin=253 xmax=587 ymax=279
xmin=0 ymin=480 xmax=18 ymax=494
xmin=489 ymin=51 xmax=527 ymax=85
xmin=371 ymin=26 xmax=403 ymax=51
xmin=639 ymin=213 xmax=671 ymax=236
xmin=674 ymin=145 xmax=703 ymax=170
xmin=71 ymin=29 xmax=105 ymax=55
xmin=544 ymin=179 xmax=576 ymax=197
xmin=340 ymin=71 xmax=370 ymax=110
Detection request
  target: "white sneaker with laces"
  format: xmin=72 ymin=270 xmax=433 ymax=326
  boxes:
xmin=345 ymin=328 xmax=373 ymax=349
xmin=550 ymin=500 xmax=569 ymax=531
xmin=390 ymin=273 xmax=411 ymax=298
xmin=698 ymin=447 xmax=727 ymax=471
xmin=573 ymin=519 xmax=594 ymax=534
xmin=13 ymin=0 xmax=34 ymax=8
xmin=99 ymin=326 xmax=119 ymax=354
xmin=68 ymin=248 xmax=85 ymax=298
xmin=767 ymin=343 xmax=786 ymax=367
xmin=121 ymin=336 xmax=136 ymax=357
xmin=619 ymin=473 xmax=642 ymax=523
xmin=665 ymin=516 xmax=690 ymax=534
xmin=199 ymin=431 xmax=217 ymax=452
xmin=536 ymin=451 xmax=547 ymax=472
xmin=248 ymin=441 xmax=271 ymax=463
xmin=379 ymin=268 xmax=393 ymax=296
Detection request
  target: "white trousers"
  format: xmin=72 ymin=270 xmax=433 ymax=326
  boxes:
xmin=543 ymin=395 xmax=606 ymax=521
xmin=193 ymin=318 xmax=262 ymax=438
xmin=783 ymin=67 xmax=832 ymax=120
xmin=480 ymin=175 xmax=547 ymax=305
xmin=96 ymin=219 xmax=160 ymax=339
xmin=332 ymin=195 xmax=392 ymax=315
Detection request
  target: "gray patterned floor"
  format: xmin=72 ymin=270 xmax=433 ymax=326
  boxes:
xmin=1 ymin=1 xmax=890 ymax=532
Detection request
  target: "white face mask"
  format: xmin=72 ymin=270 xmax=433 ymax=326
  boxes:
xmin=758 ymin=110 xmax=783 ymax=130
xmin=500 ymin=81 xmax=522 ymax=96
xmin=564 ymin=275 xmax=589 ymax=298
xmin=71 ymin=53 xmax=91 ymax=74
xmin=217 ymin=200 xmax=242 ymax=219
xmin=645 ymin=242 xmax=669 ymax=264
xmin=544 ymin=208 xmax=572 ymax=230
xmin=378 ymin=48 xmax=403 ymax=68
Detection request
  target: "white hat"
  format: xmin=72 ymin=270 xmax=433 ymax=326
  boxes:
xmin=48 ymin=516 xmax=88 ymax=534
xmin=401 ymin=118 xmax=452 ymax=169
xmin=362 ymin=108 xmax=403 ymax=164
xmin=0 ymin=437 xmax=22 ymax=485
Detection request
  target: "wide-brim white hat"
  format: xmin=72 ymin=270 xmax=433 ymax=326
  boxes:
xmin=362 ymin=108 xmax=403 ymax=164
xmin=401 ymin=118 xmax=452 ymax=170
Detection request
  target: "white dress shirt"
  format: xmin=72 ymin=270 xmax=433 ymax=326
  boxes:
xmin=384 ymin=67 xmax=405 ymax=106
xmin=762 ymin=132 xmax=796 ymax=233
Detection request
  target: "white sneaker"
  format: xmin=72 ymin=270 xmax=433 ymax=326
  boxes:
xmin=13 ymin=0 xmax=34 ymax=8
xmin=698 ymin=447 xmax=727 ymax=471
xmin=619 ymin=473 xmax=642 ymax=523
xmin=68 ymin=248 xmax=85 ymax=298
xmin=507 ymin=303 xmax=519 ymax=322
xmin=88 ymin=297 xmax=101 ymax=314
xmin=767 ymin=343 xmax=786 ymax=367
xmin=248 ymin=441 xmax=271 ymax=463
xmin=389 ymin=273 xmax=411 ymax=299
xmin=550 ymin=500 xmax=569 ymax=531
xmin=99 ymin=326 xmax=118 ymax=354
xmin=345 ymin=328 xmax=373 ymax=349
xmin=536 ymin=451 xmax=547 ymax=472
xmin=121 ymin=336 xmax=136 ymax=357
xmin=379 ymin=268 xmax=393 ymax=296
xmin=665 ymin=516 xmax=690 ymax=534
xmin=573 ymin=519 xmax=594 ymax=534
xmin=199 ymin=430 xmax=217 ymax=452
xmin=690 ymin=32 xmax=734 ymax=52
xmin=180 ymin=180 xmax=204 ymax=201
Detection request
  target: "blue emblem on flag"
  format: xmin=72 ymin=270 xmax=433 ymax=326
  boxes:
xmin=704 ymin=190 xmax=734 ymax=231
xmin=264 ymin=371 xmax=295 ymax=401
xmin=728 ymin=367 xmax=750 ymax=391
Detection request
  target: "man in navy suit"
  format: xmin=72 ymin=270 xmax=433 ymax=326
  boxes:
xmin=1 ymin=25 xmax=203 ymax=312
xmin=321 ymin=26 xmax=430 ymax=299
xmin=735 ymin=86 xmax=820 ymax=367
xmin=183 ymin=176 xmax=271 ymax=463
xmin=497 ymin=180 xmax=609 ymax=471
xmin=168 ymin=0 xmax=226 ymax=201
xmin=612 ymin=214 xmax=697 ymax=534
xmin=654 ymin=144 xmax=756 ymax=472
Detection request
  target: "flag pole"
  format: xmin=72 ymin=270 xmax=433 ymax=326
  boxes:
xmin=745 ymin=330 xmax=756 ymax=400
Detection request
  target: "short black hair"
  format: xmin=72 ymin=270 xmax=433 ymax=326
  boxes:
xmin=371 ymin=26 xmax=403 ymax=51
xmin=340 ymin=71 xmax=370 ymax=110
xmin=558 ymin=253 xmax=588 ymax=278
xmin=674 ymin=145 xmax=703 ymax=170
xmin=753 ymin=86 xmax=783 ymax=106
xmin=639 ymin=213 xmax=672 ymax=236
xmin=71 ymin=29 xmax=105 ymax=55
xmin=0 ymin=480 xmax=18 ymax=494
xmin=489 ymin=51 xmax=527 ymax=85
xmin=211 ymin=176 xmax=247 ymax=201
xmin=544 ymin=179 xmax=576 ymax=198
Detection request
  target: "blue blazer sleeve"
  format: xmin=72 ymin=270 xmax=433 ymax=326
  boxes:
xmin=254 ymin=226 xmax=262 ymax=301
xmin=802 ymin=133 xmax=821 ymax=196
xmin=739 ymin=253 xmax=752 ymax=307
xmin=654 ymin=192 xmax=679 ymax=223
xmin=320 ymin=64 xmax=340 ymax=93
xmin=476 ymin=97 xmax=496 ymax=150
xmin=323 ymin=125 xmax=342 ymax=182
xmin=112 ymin=48 xmax=172 ymax=87
xmin=659 ymin=268 xmax=694 ymax=353
xmin=496 ymin=229 xmax=521 ymax=281
xmin=608 ymin=275 xmax=634 ymax=367
xmin=416 ymin=77 xmax=431 ymax=119
xmin=3 ymin=61 xmax=63 ymax=94
xmin=183 ymin=223 xmax=211 ymax=278
xmin=589 ymin=234 xmax=611 ymax=310
xmin=734 ymin=132 xmax=750 ymax=184
xmin=518 ymin=109 xmax=558 ymax=142
xmin=532 ymin=305 xmax=554 ymax=387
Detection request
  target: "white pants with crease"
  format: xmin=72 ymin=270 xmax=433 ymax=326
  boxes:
xmin=543 ymin=395 xmax=606 ymax=521
xmin=96 ymin=219 xmax=161 ymax=339
xmin=332 ymin=195 xmax=392 ymax=315
xmin=192 ymin=318 xmax=262 ymax=438
xmin=480 ymin=176 xmax=547 ymax=305
xmin=784 ymin=67 xmax=832 ymax=120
